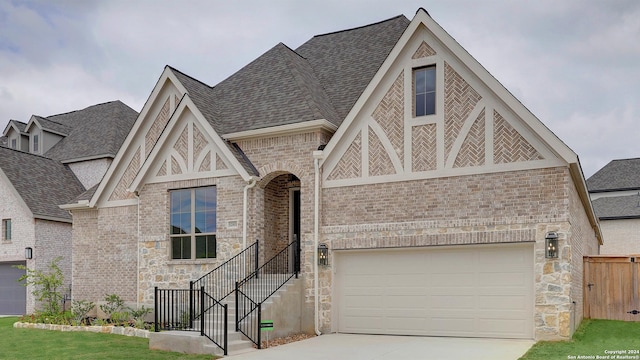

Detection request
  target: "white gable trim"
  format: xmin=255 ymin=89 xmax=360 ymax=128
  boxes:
xmin=2 ymin=121 xmax=27 ymax=137
xmin=321 ymin=8 xmax=577 ymax=168
xmin=129 ymin=94 xmax=250 ymax=192
xmin=90 ymin=67 xmax=187 ymax=207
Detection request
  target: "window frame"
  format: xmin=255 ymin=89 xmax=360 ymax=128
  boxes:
xmin=32 ymin=133 xmax=39 ymax=153
xmin=10 ymin=138 xmax=16 ymax=149
xmin=169 ymin=187 xmax=217 ymax=260
xmin=414 ymin=65 xmax=437 ymax=117
xmin=2 ymin=219 xmax=11 ymax=242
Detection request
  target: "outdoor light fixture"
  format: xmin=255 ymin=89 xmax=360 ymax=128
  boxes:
xmin=545 ymin=232 xmax=559 ymax=259
xmin=25 ymin=247 xmax=33 ymax=260
xmin=318 ymin=244 xmax=329 ymax=266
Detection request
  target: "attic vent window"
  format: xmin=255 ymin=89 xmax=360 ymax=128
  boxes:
xmin=414 ymin=66 xmax=436 ymax=117
xmin=33 ymin=134 xmax=39 ymax=153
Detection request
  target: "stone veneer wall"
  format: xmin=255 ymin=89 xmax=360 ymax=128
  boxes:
xmin=319 ymin=166 xmax=587 ymax=340
xmin=72 ymin=206 xmax=137 ymax=303
xmin=137 ymin=176 xmax=244 ymax=305
xmin=34 ymin=220 xmax=73 ymax=310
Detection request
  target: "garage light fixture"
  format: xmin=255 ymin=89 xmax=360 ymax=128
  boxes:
xmin=25 ymin=247 xmax=33 ymax=260
xmin=318 ymin=244 xmax=329 ymax=266
xmin=545 ymin=232 xmax=558 ymax=259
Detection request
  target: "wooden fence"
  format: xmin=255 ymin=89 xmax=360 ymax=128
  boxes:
xmin=584 ymin=256 xmax=640 ymax=321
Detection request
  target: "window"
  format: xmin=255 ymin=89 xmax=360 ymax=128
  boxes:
xmin=10 ymin=138 xmax=16 ymax=149
xmin=170 ymin=187 xmax=217 ymax=260
xmin=414 ymin=66 xmax=436 ymax=117
xmin=33 ymin=134 xmax=39 ymax=153
xmin=2 ymin=219 xmax=11 ymax=241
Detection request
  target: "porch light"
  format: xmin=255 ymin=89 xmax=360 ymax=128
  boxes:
xmin=318 ymin=244 xmax=329 ymax=266
xmin=545 ymin=232 xmax=558 ymax=259
xmin=25 ymin=247 xmax=33 ymax=260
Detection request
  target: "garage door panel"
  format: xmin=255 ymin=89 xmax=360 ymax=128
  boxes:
xmin=0 ymin=262 xmax=26 ymax=315
xmin=337 ymin=245 xmax=533 ymax=339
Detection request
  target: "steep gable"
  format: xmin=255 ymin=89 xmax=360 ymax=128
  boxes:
xmin=322 ymin=9 xmax=570 ymax=187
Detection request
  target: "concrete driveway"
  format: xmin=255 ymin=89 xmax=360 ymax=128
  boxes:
xmin=226 ymin=334 xmax=534 ymax=360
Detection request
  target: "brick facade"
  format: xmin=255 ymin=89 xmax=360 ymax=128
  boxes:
xmin=598 ymin=219 xmax=640 ymax=254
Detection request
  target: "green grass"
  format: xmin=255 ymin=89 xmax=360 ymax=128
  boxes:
xmin=520 ymin=319 xmax=640 ymax=359
xmin=0 ymin=317 xmax=217 ymax=360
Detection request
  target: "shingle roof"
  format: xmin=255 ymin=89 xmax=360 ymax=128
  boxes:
xmin=0 ymin=136 xmax=6 ymax=147
xmin=170 ymin=15 xmax=409 ymax=135
xmin=592 ymin=195 xmax=640 ymax=219
xmin=32 ymin=116 xmax=72 ymax=136
xmin=587 ymin=158 xmax=640 ymax=192
xmin=42 ymin=101 xmax=138 ymax=162
xmin=4 ymin=120 xmax=27 ymax=134
xmin=0 ymin=146 xmax=85 ymax=220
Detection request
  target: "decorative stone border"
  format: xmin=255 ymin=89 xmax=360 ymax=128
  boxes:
xmin=13 ymin=322 xmax=150 ymax=338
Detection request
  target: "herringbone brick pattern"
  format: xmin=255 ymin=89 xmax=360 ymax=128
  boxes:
xmin=412 ymin=124 xmax=437 ymax=172
xmin=109 ymin=146 xmax=140 ymax=201
xmin=493 ymin=110 xmax=543 ymax=163
xmin=328 ymin=132 xmax=361 ymax=180
xmin=215 ymin=153 xmax=228 ymax=170
xmin=145 ymin=97 xmax=171 ymax=159
xmin=368 ymin=127 xmax=395 ymax=176
xmin=199 ymin=152 xmax=211 ymax=172
xmin=372 ymin=72 xmax=404 ymax=164
xmin=454 ymin=109 xmax=485 ymax=168
xmin=157 ymin=160 xmax=167 ymax=177
xmin=444 ymin=63 xmax=481 ymax=164
xmin=412 ymin=41 xmax=437 ymax=59
xmin=193 ymin=124 xmax=207 ymax=161
xmin=171 ymin=155 xmax=182 ymax=175
xmin=173 ymin=125 xmax=188 ymax=164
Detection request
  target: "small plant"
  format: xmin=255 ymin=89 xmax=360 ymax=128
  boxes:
xmin=71 ymin=300 xmax=95 ymax=326
xmin=128 ymin=305 xmax=152 ymax=329
xmin=14 ymin=257 xmax=65 ymax=314
xmin=99 ymin=293 xmax=124 ymax=320
xmin=110 ymin=311 xmax=130 ymax=326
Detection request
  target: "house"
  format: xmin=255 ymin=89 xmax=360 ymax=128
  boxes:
xmin=587 ymin=158 xmax=640 ymax=254
xmin=0 ymin=101 xmax=137 ymax=315
xmin=64 ymin=8 xmax=600 ymax=346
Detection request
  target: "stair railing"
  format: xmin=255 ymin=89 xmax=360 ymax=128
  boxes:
xmin=235 ymin=239 xmax=299 ymax=348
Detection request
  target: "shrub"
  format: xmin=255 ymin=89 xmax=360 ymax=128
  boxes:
xmin=100 ymin=294 xmax=124 ymax=320
xmin=14 ymin=257 xmax=65 ymax=314
xmin=71 ymin=300 xmax=95 ymax=326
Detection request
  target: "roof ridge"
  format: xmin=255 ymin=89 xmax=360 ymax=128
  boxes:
xmin=166 ymin=65 xmax=214 ymax=89
xmin=0 ymin=145 xmax=55 ymax=160
xmin=47 ymin=100 xmax=123 ymax=118
xmin=310 ymin=14 xmax=405 ymax=38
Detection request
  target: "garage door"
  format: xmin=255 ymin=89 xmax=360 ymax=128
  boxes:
xmin=336 ymin=244 xmax=533 ymax=339
xmin=0 ymin=262 xmax=26 ymax=315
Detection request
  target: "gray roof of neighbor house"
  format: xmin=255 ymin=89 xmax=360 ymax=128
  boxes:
xmin=41 ymin=101 xmax=138 ymax=162
xmin=591 ymin=195 xmax=640 ymax=220
xmin=587 ymin=158 xmax=640 ymax=192
xmin=0 ymin=146 xmax=85 ymax=220
xmin=170 ymin=15 xmax=410 ymax=135
xmin=31 ymin=115 xmax=72 ymax=136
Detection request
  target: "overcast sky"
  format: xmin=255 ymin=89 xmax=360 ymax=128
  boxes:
xmin=1 ymin=0 xmax=638 ymax=178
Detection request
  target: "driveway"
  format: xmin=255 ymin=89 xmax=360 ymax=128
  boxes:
xmin=227 ymin=334 xmax=534 ymax=360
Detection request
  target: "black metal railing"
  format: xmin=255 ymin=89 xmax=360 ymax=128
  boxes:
xmin=154 ymin=287 xmax=228 ymax=355
xmin=235 ymin=240 xmax=299 ymax=348
xmin=191 ymin=240 xmax=259 ymax=302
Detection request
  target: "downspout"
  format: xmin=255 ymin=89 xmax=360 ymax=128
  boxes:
xmin=135 ymin=192 xmax=140 ymax=308
xmin=243 ymin=177 xmax=257 ymax=249
xmin=313 ymin=150 xmax=323 ymax=336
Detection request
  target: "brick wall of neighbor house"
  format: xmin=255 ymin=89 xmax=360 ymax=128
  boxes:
xmin=567 ymin=179 xmax=599 ymax=335
xmin=67 ymin=158 xmax=113 ymax=189
xmin=72 ymin=206 xmax=137 ymax=304
xmin=137 ymin=176 xmax=245 ymax=305
xmin=319 ymin=166 xmax=577 ymax=339
xmin=34 ymin=220 xmax=73 ymax=310
xmin=0 ymin=178 xmax=36 ymax=313
xmin=598 ymin=219 xmax=640 ymax=254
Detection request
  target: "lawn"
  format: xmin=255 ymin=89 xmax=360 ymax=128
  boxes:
xmin=520 ymin=319 xmax=640 ymax=360
xmin=0 ymin=317 xmax=217 ymax=360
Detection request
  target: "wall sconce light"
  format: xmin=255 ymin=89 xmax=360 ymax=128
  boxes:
xmin=25 ymin=247 xmax=33 ymax=260
xmin=318 ymin=244 xmax=329 ymax=266
xmin=545 ymin=232 xmax=558 ymax=259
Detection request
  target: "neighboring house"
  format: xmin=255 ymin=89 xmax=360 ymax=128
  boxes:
xmin=0 ymin=101 xmax=137 ymax=314
xmin=587 ymin=158 xmax=640 ymax=254
xmin=64 ymin=9 xmax=600 ymax=343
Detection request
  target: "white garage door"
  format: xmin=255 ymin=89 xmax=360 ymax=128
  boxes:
xmin=336 ymin=244 xmax=533 ymax=339
xmin=0 ymin=262 xmax=26 ymax=315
